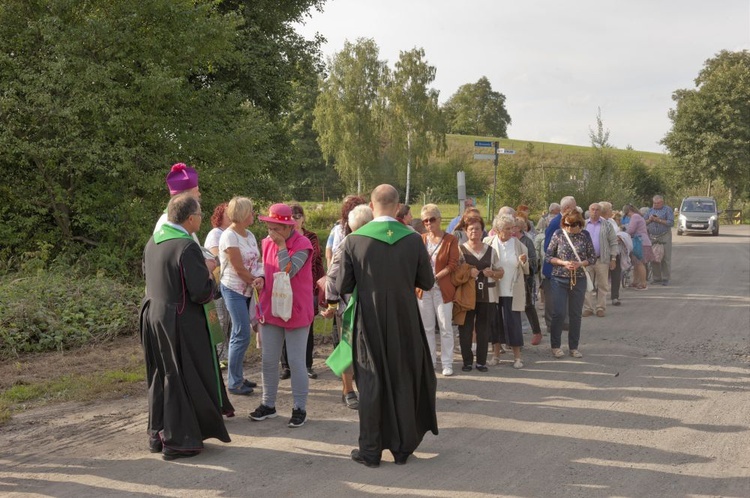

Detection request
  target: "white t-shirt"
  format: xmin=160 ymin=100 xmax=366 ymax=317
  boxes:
xmin=204 ymin=227 xmax=224 ymax=251
xmin=496 ymin=237 xmax=518 ymax=297
xmin=219 ymin=228 xmax=262 ymax=297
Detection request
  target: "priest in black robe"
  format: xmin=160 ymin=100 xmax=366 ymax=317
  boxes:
xmin=140 ymin=193 xmax=233 ymax=461
xmin=337 ymin=184 xmax=438 ymax=467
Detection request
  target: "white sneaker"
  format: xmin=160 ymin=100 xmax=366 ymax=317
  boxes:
xmin=570 ymin=349 xmax=583 ymax=358
xmin=552 ymin=348 xmax=564 ymax=358
xmin=513 ymin=359 xmax=524 ymax=369
xmin=442 ymin=367 xmax=453 ymax=376
xmin=487 ymin=355 xmax=500 ymax=366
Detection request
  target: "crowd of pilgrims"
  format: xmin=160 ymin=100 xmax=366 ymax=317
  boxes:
xmin=143 ymin=163 xmax=668 ymax=461
xmin=207 ymin=193 xmax=650 ymax=386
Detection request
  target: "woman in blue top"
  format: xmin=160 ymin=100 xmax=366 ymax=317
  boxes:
xmin=544 ymin=210 xmax=596 ymax=359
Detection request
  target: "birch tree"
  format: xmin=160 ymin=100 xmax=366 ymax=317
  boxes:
xmin=386 ymin=48 xmax=445 ymax=204
xmin=313 ymin=38 xmax=387 ymax=194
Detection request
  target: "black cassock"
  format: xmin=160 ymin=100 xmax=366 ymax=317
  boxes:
xmin=337 ymin=220 xmax=438 ymax=463
xmin=140 ymin=232 xmax=232 ymax=451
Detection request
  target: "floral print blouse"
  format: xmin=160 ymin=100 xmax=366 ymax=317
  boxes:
xmin=544 ymin=229 xmax=597 ymax=278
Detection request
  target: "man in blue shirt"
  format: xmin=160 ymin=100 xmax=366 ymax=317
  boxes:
xmin=645 ymin=195 xmax=674 ymax=285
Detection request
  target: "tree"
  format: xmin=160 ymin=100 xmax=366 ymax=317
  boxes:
xmin=385 ymin=48 xmax=445 ymax=204
xmin=589 ymin=107 xmax=612 ymax=149
xmin=313 ymin=38 xmax=388 ymax=194
xmin=0 ymin=0 xmax=326 ymax=273
xmin=662 ymin=50 xmax=750 ymax=208
xmin=442 ymin=76 xmax=511 ymax=137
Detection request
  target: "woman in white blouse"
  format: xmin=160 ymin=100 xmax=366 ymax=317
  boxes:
xmin=219 ymin=197 xmax=265 ymax=395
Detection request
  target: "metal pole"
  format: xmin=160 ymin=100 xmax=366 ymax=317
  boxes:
xmin=491 ymin=141 xmax=499 ymax=218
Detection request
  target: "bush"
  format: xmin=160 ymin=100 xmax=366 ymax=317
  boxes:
xmin=0 ymin=271 xmax=141 ymax=358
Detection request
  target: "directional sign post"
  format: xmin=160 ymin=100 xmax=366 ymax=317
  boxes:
xmin=472 ymin=141 xmax=513 ymax=216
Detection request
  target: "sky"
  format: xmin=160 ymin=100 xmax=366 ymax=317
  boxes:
xmin=294 ymin=0 xmax=750 ymax=153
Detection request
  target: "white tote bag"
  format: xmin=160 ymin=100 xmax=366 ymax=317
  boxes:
xmin=271 ymin=271 xmax=293 ymax=321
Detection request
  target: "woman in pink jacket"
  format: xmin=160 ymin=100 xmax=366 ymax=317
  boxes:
xmin=250 ymin=204 xmax=314 ymax=428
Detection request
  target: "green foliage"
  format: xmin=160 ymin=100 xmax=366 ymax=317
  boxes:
xmin=385 ymin=48 xmax=446 ymax=204
xmin=0 ymin=271 xmax=141 ymax=358
xmin=662 ymin=50 xmax=750 ymax=208
xmin=313 ymin=38 xmax=388 ymax=194
xmin=0 ymin=0 xmax=327 ymax=278
xmin=442 ymin=76 xmax=511 ymax=137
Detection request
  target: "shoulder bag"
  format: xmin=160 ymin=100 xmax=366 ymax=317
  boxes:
xmin=561 ymin=230 xmax=594 ymax=292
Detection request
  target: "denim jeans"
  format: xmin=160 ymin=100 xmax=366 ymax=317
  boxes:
xmin=221 ymin=284 xmax=253 ymax=390
xmin=549 ymin=275 xmax=586 ymax=350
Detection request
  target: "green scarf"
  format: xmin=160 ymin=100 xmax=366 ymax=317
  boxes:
xmin=326 ymin=220 xmax=414 ymax=376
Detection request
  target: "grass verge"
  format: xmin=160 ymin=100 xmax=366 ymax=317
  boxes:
xmin=0 ymin=362 xmax=145 ymax=426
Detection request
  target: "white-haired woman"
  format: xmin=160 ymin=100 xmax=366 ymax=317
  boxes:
xmin=322 ymin=204 xmax=374 ymax=408
xmin=485 ymin=214 xmax=529 ymax=368
xmin=416 ymin=204 xmax=459 ymax=376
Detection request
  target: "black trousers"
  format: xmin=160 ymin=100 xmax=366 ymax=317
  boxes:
xmin=610 ymin=254 xmax=622 ymax=300
xmin=459 ymin=302 xmax=493 ymax=366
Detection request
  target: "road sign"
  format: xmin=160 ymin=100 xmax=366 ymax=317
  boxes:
xmin=497 ymin=148 xmax=515 ymax=154
xmin=473 ymin=153 xmax=495 ymax=161
xmin=474 ymin=141 xmax=493 ymax=148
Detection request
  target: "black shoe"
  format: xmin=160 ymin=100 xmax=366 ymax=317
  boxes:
xmin=461 ymin=365 xmax=472 ymax=372
xmin=288 ymin=407 xmax=307 ymax=428
xmin=148 ymin=434 xmax=163 ymax=453
xmin=391 ymin=451 xmax=410 ymax=465
xmin=280 ymin=369 xmax=291 ymax=380
xmin=476 ymin=364 xmax=489 ymax=372
xmin=342 ymin=391 xmax=359 ymax=409
xmin=243 ymin=379 xmax=257 ymax=388
xmin=249 ymin=404 xmax=278 ymax=421
xmin=307 ymin=368 xmax=318 ymax=379
xmin=351 ymin=449 xmax=379 ymax=468
xmin=162 ymin=447 xmax=200 ymax=461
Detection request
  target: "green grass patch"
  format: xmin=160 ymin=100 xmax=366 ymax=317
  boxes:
xmin=0 ymin=364 xmax=145 ymax=426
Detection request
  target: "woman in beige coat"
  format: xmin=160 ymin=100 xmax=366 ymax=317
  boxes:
xmin=485 ymin=214 xmax=529 ymax=368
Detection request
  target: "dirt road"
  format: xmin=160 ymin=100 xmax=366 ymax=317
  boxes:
xmin=1 ymin=226 xmax=748 ymax=497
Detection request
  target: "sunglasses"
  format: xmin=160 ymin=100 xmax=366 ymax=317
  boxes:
xmin=422 ymin=217 xmax=438 ymax=224
xmin=563 ymin=222 xmax=583 ymax=228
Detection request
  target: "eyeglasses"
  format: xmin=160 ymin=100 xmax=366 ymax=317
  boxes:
xmin=422 ymin=217 xmax=438 ymax=224
xmin=563 ymin=222 xmax=582 ymax=228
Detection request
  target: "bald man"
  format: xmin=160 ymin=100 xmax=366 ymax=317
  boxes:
xmin=337 ymin=184 xmax=437 ymax=468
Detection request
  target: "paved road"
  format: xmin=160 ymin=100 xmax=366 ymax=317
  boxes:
xmin=1 ymin=226 xmax=749 ymax=497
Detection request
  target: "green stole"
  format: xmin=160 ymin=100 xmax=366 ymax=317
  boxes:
xmin=325 ymin=220 xmax=413 ymax=376
xmin=154 ymin=224 xmax=224 ymax=407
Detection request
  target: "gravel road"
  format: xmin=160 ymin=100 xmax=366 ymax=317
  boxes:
xmin=1 ymin=225 xmax=748 ymax=497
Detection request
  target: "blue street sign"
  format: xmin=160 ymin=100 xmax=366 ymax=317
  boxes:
xmin=474 ymin=141 xmax=493 ymax=148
